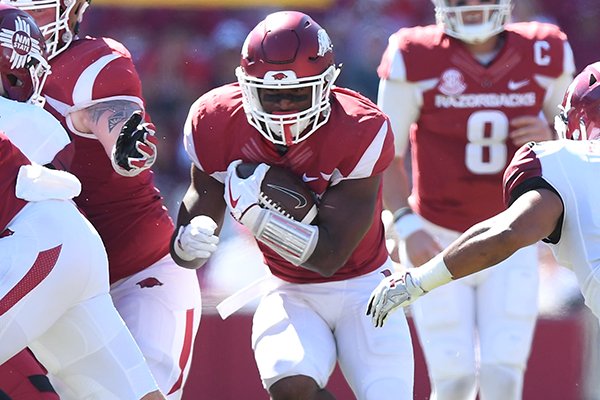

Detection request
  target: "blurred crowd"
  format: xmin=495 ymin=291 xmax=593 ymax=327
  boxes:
xmin=78 ymin=0 xmax=594 ymax=312
xmin=80 ymin=0 xmax=598 ymax=216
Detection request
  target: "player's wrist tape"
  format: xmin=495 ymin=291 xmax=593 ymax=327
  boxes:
xmin=408 ymin=253 xmax=453 ymax=292
xmin=251 ymin=208 xmax=318 ymax=266
xmin=393 ymin=208 xmax=424 ymax=240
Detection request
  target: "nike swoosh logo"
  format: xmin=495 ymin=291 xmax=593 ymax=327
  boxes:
xmin=266 ymin=184 xmax=308 ymax=209
xmin=302 ymin=173 xmax=318 ymax=182
xmin=227 ymin=175 xmax=240 ymax=208
xmin=508 ymin=79 xmax=529 ymax=90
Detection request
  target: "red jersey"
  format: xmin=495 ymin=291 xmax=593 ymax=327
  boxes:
xmin=42 ymin=37 xmax=173 ymax=283
xmin=378 ymin=22 xmax=572 ymax=231
xmin=184 ymin=84 xmax=394 ymax=283
xmin=0 ymin=133 xmax=29 ymax=231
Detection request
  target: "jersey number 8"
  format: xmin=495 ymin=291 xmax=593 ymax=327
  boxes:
xmin=465 ymin=110 xmax=509 ymax=174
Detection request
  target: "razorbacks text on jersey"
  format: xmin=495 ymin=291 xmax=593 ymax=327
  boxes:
xmin=378 ymin=22 xmax=575 ymax=231
xmin=184 ymin=84 xmax=394 ymax=283
xmin=41 ymin=37 xmax=173 ymax=283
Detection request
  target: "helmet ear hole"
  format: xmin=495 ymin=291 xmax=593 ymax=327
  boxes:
xmin=590 ymin=74 xmax=597 ymax=87
xmin=5 ymin=74 xmax=21 ymax=88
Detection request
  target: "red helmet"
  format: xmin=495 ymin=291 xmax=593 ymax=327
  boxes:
xmin=2 ymin=0 xmax=91 ymax=59
xmin=236 ymin=11 xmax=340 ymax=146
xmin=0 ymin=4 xmax=49 ymax=104
xmin=555 ymin=62 xmax=600 ymax=140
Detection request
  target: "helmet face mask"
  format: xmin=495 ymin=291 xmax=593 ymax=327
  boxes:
xmin=1 ymin=0 xmax=90 ymax=59
xmin=236 ymin=11 xmax=340 ymax=146
xmin=432 ymin=0 xmax=512 ymax=44
xmin=0 ymin=4 xmax=50 ymax=105
xmin=555 ymin=63 xmax=600 ymax=141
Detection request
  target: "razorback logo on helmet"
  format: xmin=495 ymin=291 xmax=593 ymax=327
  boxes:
xmin=265 ymin=70 xmax=297 ymax=82
xmin=316 ymin=29 xmax=332 ymax=57
xmin=271 ymin=72 xmax=288 ymax=80
xmin=0 ymin=16 xmax=43 ymax=69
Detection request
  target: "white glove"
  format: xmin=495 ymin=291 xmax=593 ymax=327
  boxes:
xmin=223 ymin=159 xmax=270 ymax=232
xmin=174 ymin=216 xmax=219 ymax=263
xmin=16 ymin=164 xmax=81 ymax=201
xmin=111 ymin=111 xmax=158 ymax=177
xmin=366 ymin=270 xmax=425 ymax=328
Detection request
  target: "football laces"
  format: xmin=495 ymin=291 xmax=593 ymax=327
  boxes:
xmin=259 ymin=193 xmax=293 ymax=219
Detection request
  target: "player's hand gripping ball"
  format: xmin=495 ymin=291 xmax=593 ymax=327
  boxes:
xmin=235 ymin=162 xmax=318 ymax=224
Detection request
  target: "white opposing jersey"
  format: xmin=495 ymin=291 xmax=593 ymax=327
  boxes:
xmin=504 ymin=140 xmax=600 ymax=316
xmin=0 ymin=97 xmax=70 ymax=165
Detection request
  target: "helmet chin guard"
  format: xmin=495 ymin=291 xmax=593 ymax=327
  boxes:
xmin=237 ymin=11 xmax=340 ymax=146
xmin=432 ymin=0 xmax=512 ymax=44
xmin=237 ymin=65 xmax=339 ymax=146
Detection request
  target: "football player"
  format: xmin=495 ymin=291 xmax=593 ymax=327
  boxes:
xmin=0 ymin=130 xmax=165 ymax=399
xmin=0 ymin=9 xmax=166 ymax=395
xmin=0 ymin=5 xmax=68 ymax=399
xmin=2 ymin=0 xmax=202 ymax=398
xmin=376 ymin=0 xmax=575 ymax=399
xmin=172 ymin=11 xmax=415 ymax=400
xmin=368 ymin=60 xmax=600 ymax=385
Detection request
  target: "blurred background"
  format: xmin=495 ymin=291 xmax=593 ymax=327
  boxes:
xmin=81 ymin=0 xmax=598 ymax=220
xmin=80 ymin=1 xmax=598 ymax=398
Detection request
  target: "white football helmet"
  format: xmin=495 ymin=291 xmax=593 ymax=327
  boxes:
xmin=236 ymin=11 xmax=340 ymax=146
xmin=1 ymin=0 xmax=90 ymax=59
xmin=432 ymin=0 xmax=512 ymax=44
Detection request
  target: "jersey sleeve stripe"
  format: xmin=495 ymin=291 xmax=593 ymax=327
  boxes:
xmin=348 ymin=120 xmax=389 ymax=180
xmin=73 ymin=54 xmax=120 ymax=104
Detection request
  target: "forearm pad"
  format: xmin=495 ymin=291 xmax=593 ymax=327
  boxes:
xmin=253 ymin=209 xmax=319 ymax=266
xmin=16 ymin=164 xmax=81 ymax=201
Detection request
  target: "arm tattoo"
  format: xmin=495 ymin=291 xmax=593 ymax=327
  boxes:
xmin=86 ymin=101 xmax=141 ymax=133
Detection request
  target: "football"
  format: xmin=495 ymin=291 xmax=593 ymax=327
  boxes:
xmin=236 ymin=162 xmax=318 ymax=224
